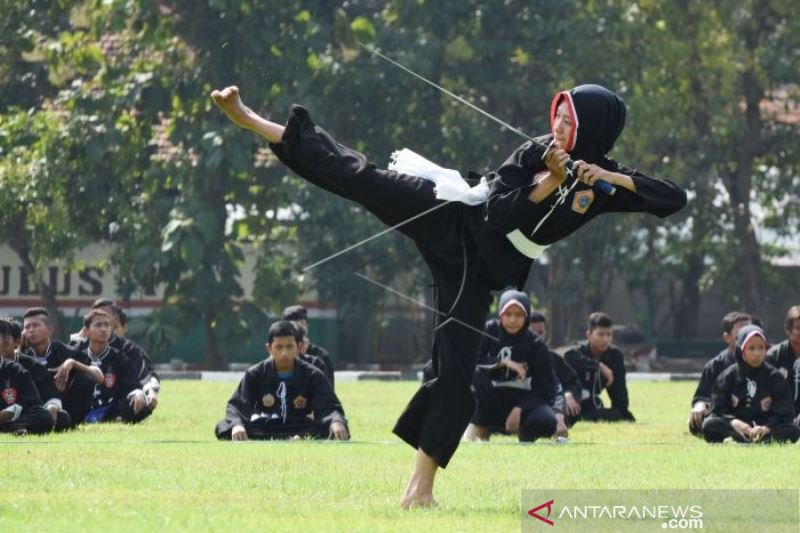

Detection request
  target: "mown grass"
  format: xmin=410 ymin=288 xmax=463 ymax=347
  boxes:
xmin=3 ymin=380 xmax=798 ymax=532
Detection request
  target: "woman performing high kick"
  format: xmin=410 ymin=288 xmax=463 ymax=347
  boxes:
xmin=211 ymin=83 xmax=687 ymax=508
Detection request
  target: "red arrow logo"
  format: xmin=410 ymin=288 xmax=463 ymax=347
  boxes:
xmin=528 ymin=499 xmax=555 ymax=526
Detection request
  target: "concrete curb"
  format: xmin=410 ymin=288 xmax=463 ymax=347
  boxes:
xmin=158 ymin=370 xmax=700 ymax=382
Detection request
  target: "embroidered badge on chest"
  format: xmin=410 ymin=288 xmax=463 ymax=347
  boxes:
xmin=104 ymin=373 xmax=117 ymax=389
xmin=760 ymin=396 xmax=772 ymax=411
xmin=293 ymin=395 xmax=307 ymax=410
xmin=262 ymin=394 xmax=275 ymax=408
xmin=571 ymin=190 xmax=594 ymax=214
xmin=1 ymin=387 xmax=17 ymax=404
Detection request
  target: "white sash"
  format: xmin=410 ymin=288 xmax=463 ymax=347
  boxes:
xmin=504 ymin=229 xmax=550 ymax=259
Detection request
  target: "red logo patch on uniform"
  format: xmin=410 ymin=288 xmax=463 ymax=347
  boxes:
xmin=293 ymin=396 xmax=307 ymax=410
xmin=760 ymin=396 xmax=773 ymax=411
xmin=104 ymin=373 xmax=117 ymax=389
xmin=1 ymin=387 xmax=17 ymax=405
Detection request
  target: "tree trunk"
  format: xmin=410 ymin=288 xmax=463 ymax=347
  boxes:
xmin=668 ymin=1 xmax=722 ymax=337
xmin=7 ymin=218 xmax=64 ymax=340
xmin=720 ymin=10 xmax=767 ymax=316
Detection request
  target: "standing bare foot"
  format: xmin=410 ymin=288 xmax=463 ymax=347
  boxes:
xmin=401 ymin=491 xmax=439 ymax=510
xmin=400 ymin=476 xmax=419 ymax=509
xmin=400 ymin=449 xmax=439 ymax=509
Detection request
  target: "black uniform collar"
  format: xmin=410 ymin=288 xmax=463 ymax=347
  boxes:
xmin=580 ymin=340 xmax=608 ymax=360
xmin=88 ymin=344 xmax=111 ymax=362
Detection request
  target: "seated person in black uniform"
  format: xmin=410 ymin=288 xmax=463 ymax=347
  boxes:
xmin=702 ymin=325 xmax=800 ymax=444
xmin=766 ymin=305 xmax=800 ymax=426
xmin=1 ymin=317 xmax=73 ymax=431
xmin=282 ymin=304 xmax=335 ymax=390
xmin=81 ymin=310 xmax=148 ymax=424
xmin=20 ymin=308 xmax=100 ymax=428
xmin=0 ymin=323 xmax=53 ymax=435
xmin=72 ymin=299 xmax=161 ymax=416
xmin=564 ymin=312 xmax=635 ymax=422
xmin=294 ymin=322 xmax=333 ymax=386
xmin=215 ymin=321 xmax=349 ymax=441
xmin=688 ymin=311 xmax=751 ymax=436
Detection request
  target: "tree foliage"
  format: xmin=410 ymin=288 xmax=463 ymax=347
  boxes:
xmin=1 ymin=1 xmax=798 ymax=361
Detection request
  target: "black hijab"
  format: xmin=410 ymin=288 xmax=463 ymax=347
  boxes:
xmin=550 ymin=84 xmax=627 ymax=163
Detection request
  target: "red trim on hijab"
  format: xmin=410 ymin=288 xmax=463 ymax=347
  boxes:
xmin=550 ymin=91 xmax=579 ymax=152
xmin=499 ymin=299 xmax=528 ymax=317
xmin=741 ymin=330 xmax=767 ymax=352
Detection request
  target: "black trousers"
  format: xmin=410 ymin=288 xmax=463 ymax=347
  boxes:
xmin=61 ymin=372 xmax=96 ymax=428
xmin=270 ymin=106 xmax=495 ymax=468
xmin=0 ymin=405 xmax=53 ymax=435
xmin=702 ymin=415 xmax=800 ymax=444
xmin=471 ymin=372 xmax=557 ymax=442
xmin=214 ymin=418 xmax=339 ymax=440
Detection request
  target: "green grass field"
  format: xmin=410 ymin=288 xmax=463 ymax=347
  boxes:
xmin=3 ymin=380 xmax=798 ymax=532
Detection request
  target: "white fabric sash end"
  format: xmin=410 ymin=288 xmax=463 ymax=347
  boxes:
xmin=389 ymin=148 xmax=489 ymax=206
xmin=505 ymin=229 xmax=549 ymax=259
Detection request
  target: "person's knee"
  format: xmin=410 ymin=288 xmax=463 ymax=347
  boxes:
xmin=770 ymin=424 xmax=800 ymax=444
xmin=518 ymin=410 xmax=557 ymax=442
xmin=701 ymin=417 xmax=729 ymax=443
xmin=54 ymin=410 xmax=73 ymax=432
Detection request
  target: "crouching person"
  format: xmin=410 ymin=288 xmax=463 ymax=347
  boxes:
xmin=215 ymin=321 xmax=349 ymax=441
xmin=466 ymin=291 xmax=558 ymax=443
xmin=702 ymin=325 xmax=800 ymax=444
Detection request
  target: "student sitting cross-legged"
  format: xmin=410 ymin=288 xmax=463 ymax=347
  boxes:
xmin=702 ymin=325 xmax=800 ymax=444
xmin=0 ymin=317 xmax=72 ymax=431
xmin=81 ymin=310 xmax=149 ymax=424
xmin=215 ymin=321 xmax=349 ymax=441
xmin=19 ymin=308 xmax=100 ymax=429
xmin=0 ymin=323 xmax=53 ymax=435
xmin=563 ymin=312 xmax=635 ymax=422
xmin=766 ymin=305 xmax=800 ymax=426
xmin=688 ymin=311 xmax=752 ymax=436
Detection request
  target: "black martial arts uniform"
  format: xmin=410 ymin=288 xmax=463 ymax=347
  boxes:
xmin=688 ymin=348 xmax=736 ymax=436
xmin=300 ymin=352 xmax=332 ymax=386
xmin=215 ymin=358 xmax=348 ymax=440
xmin=767 ymin=340 xmax=800 ymax=417
xmin=0 ymin=359 xmax=53 ymax=435
xmin=307 ymin=342 xmax=335 ymax=389
xmin=550 ymin=350 xmax=581 ymax=427
xmin=702 ymin=326 xmax=800 ymax=443
xmin=267 ymin=84 xmax=685 ymax=466
xmin=22 ymin=340 xmax=96 ymax=428
xmin=471 ymin=322 xmax=558 ymax=442
xmin=12 ymin=353 xmax=72 ymax=431
xmin=564 ymin=342 xmax=635 ymax=422
xmin=74 ymin=334 xmax=159 ymax=421
xmin=84 ymin=345 xmax=147 ymax=424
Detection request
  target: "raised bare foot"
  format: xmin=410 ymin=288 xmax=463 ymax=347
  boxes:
xmin=210 ymin=86 xmax=258 ymax=130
